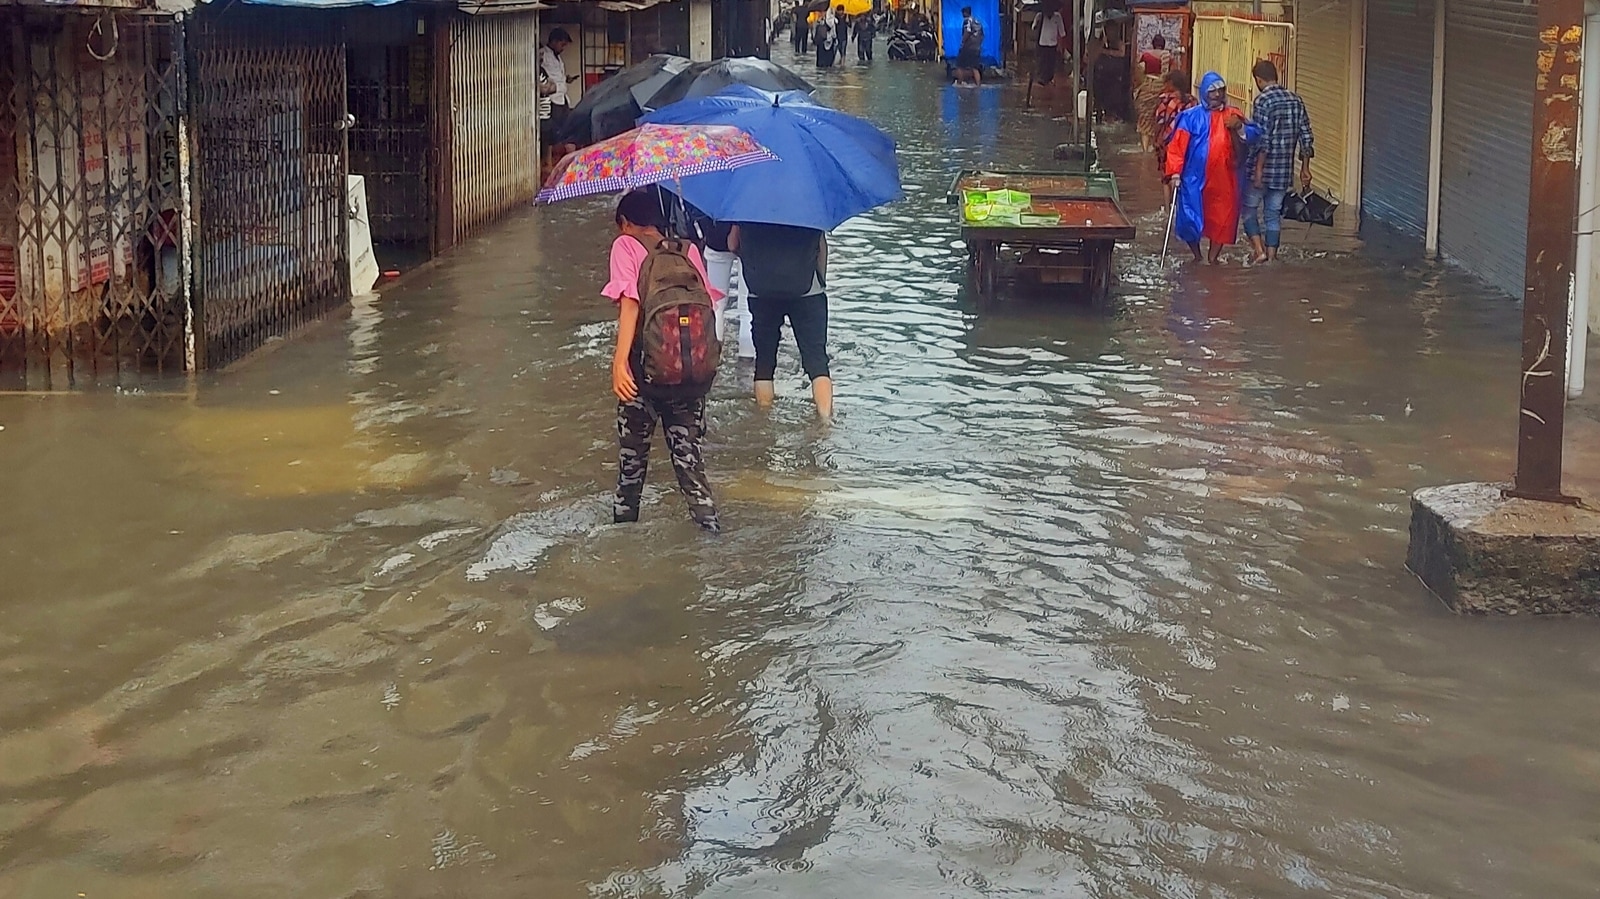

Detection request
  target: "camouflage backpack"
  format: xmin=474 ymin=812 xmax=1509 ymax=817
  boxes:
xmin=634 ymin=237 xmax=720 ymax=399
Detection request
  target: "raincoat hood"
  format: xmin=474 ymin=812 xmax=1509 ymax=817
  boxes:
xmin=1199 ymin=71 xmax=1226 ymax=107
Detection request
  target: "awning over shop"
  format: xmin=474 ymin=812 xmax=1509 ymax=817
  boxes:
xmin=236 ymin=0 xmax=404 ymax=7
xmin=590 ymin=0 xmax=677 ymax=11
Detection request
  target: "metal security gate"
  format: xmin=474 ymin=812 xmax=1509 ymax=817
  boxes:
xmin=1438 ymin=0 xmax=1536 ymax=298
xmin=1360 ymin=0 xmax=1433 ymax=239
xmin=0 ymin=11 xmax=187 ymax=385
xmin=345 ymin=7 xmax=437 ymax=254
xmin=1191 ymin=14 xmax=1293 ymax=110
xmin=191 ymin=13 xmax=349 ymax=368
xmin=1294 ymin=0 xmax=1358 ymax=203
xmin=450 ymin=12 xmax=537 ymax=242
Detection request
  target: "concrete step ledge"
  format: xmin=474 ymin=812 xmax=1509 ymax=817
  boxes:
xmin=1408 ymin=481 xmax=1600 ymax=614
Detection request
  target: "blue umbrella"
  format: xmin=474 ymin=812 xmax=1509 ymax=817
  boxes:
xmin=639 ymin=85 xmax=902 ymax=231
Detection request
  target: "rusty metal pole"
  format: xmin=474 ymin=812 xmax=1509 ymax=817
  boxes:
xmin=1508 ymin=0 xmax=1585 ymax=504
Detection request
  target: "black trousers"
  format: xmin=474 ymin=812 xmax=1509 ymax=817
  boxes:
xmin=1036 ymin=46 xmax=1058 ymax=84
xmin=615 ymin=395 xmax=718 ymax=529
xmin=541 ymin=103 xmax=570 ymax=150
xmin=750 ymin=293 xmax=830 ymax=382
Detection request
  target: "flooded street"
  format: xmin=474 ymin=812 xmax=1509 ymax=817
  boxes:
xmin=7 ymin=50 xmax=1600 ymax=898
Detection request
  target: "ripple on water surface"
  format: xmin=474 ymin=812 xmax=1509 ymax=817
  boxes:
xmin=3 ymin=44 xmax=1600 ymax=899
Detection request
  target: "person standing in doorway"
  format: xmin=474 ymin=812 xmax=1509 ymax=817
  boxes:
xmin=1031 ymin=0 xmax=1066 ymax=87
xmin=604 ymin=189 xmax=723 ymax=531
xmin=954 ymin=6 xmax=985 ymax=86
xmin=1243 ymin=58 xmax=1314 ymax=263
xmin=539 ymin=29 xmax=576 ymax=155
xmin=730 ymin=223 xmax=834 ymax=420
xmin=1163 ymin=72 xmax=1260 ymax=264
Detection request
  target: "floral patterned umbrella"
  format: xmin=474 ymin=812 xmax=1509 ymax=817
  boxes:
xmin=535 ymin=123 xmax=778 ymax=204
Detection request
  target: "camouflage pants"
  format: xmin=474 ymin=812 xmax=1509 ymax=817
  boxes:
xmin=615 ymin=395 xmax=718 ymax=530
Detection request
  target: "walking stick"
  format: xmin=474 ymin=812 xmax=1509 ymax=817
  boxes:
xmin=1159 ymin=187 xmax=1176 ymax=268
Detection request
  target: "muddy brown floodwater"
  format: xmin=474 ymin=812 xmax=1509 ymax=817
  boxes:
xmin=3 ymin=46 xmax=1600 ymax=899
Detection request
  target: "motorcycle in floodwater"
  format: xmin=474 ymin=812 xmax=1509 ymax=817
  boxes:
xmin=887 ymin=27 xmax=938 ymax=62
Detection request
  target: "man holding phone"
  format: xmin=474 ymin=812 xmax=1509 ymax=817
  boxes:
xmin=539 ymin=28 xmax=577 ymax=153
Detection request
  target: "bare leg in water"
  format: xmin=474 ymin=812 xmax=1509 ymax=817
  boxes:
xmin=812 ymin=376 xmax=834 ymax=421
xmin=755 ymin=377 xmax=834 ymax=421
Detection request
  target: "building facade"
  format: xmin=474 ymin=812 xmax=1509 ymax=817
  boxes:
xmin=0 ymin=0 xmax=543 ymax=384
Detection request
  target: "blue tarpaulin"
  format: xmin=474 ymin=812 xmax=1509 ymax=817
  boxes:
xmin=939 ymin=0 xmax=1000 ymax=67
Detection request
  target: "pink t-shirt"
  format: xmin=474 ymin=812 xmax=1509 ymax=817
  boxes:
xmin=601 ymin=234 xmax=723 ymax=304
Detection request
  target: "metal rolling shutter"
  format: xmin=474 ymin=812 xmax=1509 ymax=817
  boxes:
xmin=1360 ymin=0 xmax=1433 ymax=239
xmin=1438 ymin=0 xmax=1535 ymax=298
xmin=1294 ymin=0 xmax=1353 ymax=201
xmin=451 ymin=12 xmax=538 ymax=242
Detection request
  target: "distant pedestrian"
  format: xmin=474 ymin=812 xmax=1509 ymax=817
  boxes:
xmin=1163 ymin=72 xmax=1260 ymax=264
xmin=954 ymin=6 xmax=985 ymax=86
xmin=815 ymin=11 xmax=837 ymax=67
xmin=835 ymin=6 xmax=850 ymax=47
xmin=795 ymin=8 xmax=811 ymax=54
xmin=1091 ymin=24 xmax=1129 ymax=121
xmin=1031 ymin=0 xmax=1065 ymax=86
xmin=1149 ymin=68 xmax=1197 ymax=164
xmin=1243 ymin=58 xmax=1314 ymax=263
xmin=603 ymin=189 xmax=723 ymax=531
xmin=730 ymin=223 xmax=834 ymax=420
xmin=1133 ymin=54 xmax=1166 ymax=151
xmin=856 ymin=13 xmax=877 ymax=63
xmin=1139 ymin=34 xmax=1173 ymax=78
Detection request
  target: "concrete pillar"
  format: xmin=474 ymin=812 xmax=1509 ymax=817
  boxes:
xmin=1407 ymin=0 xmax=1592 ymax=613
xmin=690 ymin=0 xmax=713 ymax=60
xmin=1508 ymin=0 xmax=1584 ymax=502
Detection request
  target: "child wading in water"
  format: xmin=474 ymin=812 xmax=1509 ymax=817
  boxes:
xmin=602 ymin=188 xmax=723 ymax=531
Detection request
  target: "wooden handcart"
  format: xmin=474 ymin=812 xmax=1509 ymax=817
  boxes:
xmin=949 ymin=170 xmax=1136 ymax=309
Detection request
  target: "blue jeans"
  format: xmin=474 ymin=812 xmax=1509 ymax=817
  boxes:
xmin=1242 ymin=185 xmax=1288 ymax=248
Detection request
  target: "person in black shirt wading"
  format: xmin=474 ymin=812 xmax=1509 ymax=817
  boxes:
xmin=729 ymin=223 xmax=833 ymax=420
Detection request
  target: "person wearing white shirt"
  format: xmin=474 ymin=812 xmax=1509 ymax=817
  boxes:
xmin=1031 ymin=3 xmax=1066 ymax=86
xmin=538 ymin=29 xmax=575 ymax=152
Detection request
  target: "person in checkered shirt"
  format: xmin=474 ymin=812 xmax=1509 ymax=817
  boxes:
xmin=1243 ymin=59 xmax=1315 ymax=263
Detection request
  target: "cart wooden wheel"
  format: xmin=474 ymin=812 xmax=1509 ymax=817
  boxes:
xmin=979 ymin=242 xmax=1000 ymax=302
xmin=1087 ymin=240 xmax=1113 ymax=310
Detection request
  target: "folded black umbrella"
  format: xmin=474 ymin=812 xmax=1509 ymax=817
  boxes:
xmin=557 ymin=54 xmax=692 ymax=146
xmin=1280 ymin=187 xmax=1338 ymax=228
xmin=643 ymin=58 xmax=816 ymax=111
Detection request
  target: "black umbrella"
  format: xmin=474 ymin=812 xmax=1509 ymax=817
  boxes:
xmin=643 ymin=58 xmax=816 ymax=111
xmin=557 ymin=54 xmax=693 ymax=146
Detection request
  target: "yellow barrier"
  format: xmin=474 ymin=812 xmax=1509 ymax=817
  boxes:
xmin=1190 ymin=14 xmax=1294 ymax=110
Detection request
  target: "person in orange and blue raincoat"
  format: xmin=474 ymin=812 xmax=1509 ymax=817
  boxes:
xmin=1162 ymin=72 xmax=1261 ymax=264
